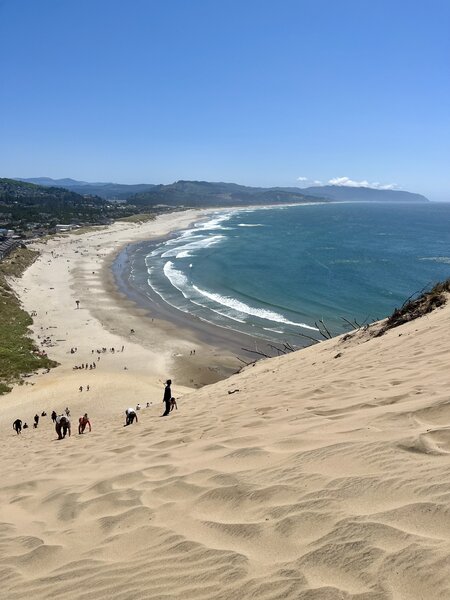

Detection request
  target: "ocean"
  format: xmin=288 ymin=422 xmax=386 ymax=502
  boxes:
xmin=115 ymin=202 xmax=450 ymax=346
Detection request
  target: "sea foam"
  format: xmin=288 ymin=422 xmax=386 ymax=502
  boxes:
xmin=192 ymin=285 xmax=318 ymax=331
xmin=161 ymin=234 xmax=225 ymax=258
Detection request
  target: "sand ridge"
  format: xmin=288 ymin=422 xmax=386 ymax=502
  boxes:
xmin=1 ymin=284 xmax=450 ymax=598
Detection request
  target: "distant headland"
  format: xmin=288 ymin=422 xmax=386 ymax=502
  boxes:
xmin=16 ymin=177 xmax=429 ymax=205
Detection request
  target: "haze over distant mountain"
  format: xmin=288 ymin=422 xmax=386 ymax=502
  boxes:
xmin=17 ymin=178 xmax=156 ymax=201
xmin=299 ymin=185 xmax=429 ymax=203
xmin=15 ymin=177 xmax=429 ymax=205
xmin=128 ymin=180 xmax=324 ymax=208
xmin=128 ymin=180 xmax=429 ymax=208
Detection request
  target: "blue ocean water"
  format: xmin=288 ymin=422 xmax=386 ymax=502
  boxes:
xmin=122 ymin=202 xmax=450 ymax=344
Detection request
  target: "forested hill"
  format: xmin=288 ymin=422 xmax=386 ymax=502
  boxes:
xmin=128 ymin=180 xmax=325 ymax=208
xmin=0 ymin=178 xmax=122 ymax=228
xmin=16 ymin=177 xmax=430 ymax=205
xmin=128 ymin=181 xmax=429 ymax=208
xmin=0 ymin=178 xmax=101 ymax=205
xmin=18 ymin=177 xmax=156 ymax=201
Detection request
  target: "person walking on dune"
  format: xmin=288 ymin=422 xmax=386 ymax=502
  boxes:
xmin=78 ymin=413 xmax=91 ymax=434
xmin=13 ymin=419 xmax=22 ymax=434
xmin=33 ymin=414 xmax=39 ymax=429
xmin=51 ymin=410 xmax=57 ymax=423
xmin=161 ymin=379 xmax=172 ymax=417
xmin=55 ymin=415 xmax=71 ymax=439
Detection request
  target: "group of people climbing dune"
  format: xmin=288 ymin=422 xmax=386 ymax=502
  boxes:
xmin=12 ymin=379 xmax=177 ymax=439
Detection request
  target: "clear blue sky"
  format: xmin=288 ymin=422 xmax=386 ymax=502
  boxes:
xmin=1 ymin=0 xmax=449 ymax=200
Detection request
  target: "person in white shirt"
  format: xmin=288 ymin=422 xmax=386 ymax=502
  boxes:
xmin=125 ymin=408 xmax=138 ymax=426
xmin=56 ymin=415 xmax=71 ymax=439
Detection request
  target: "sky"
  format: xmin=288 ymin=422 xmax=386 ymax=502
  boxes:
xmin=0 ymin=0 xmax=449 ymax=200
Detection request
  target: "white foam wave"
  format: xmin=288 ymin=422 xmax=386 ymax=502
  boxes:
xmin=163 ymin=261 xmax=190 ymax=297
xmin=192 ymin=285 xmax=318 ymax=331
xmin=195 ymin=213 xmax=234 ymax=231
xmin=161 ymin=234 xmax=225 ymax=258
xmin=238 ymin=223 xmax=264 ymax=227
xmin=176 ymin=251 xmax=192 ymax=258
xmin=419 ymin=256 xmax=450 ymax=264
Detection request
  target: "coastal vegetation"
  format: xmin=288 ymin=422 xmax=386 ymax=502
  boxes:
xmin=117 ymin=212 xmax=156 ymax=223
xmin=18 ymin=177 xmax=156 ymax=201
xmin=1 ymin=178 xmax=430 ymax=240
xmin=127 ymin=179 xmax=325 ymax=208
xmin=18 ymin=177 xmax=430 ymax=205
xmin=377 ymin=278 xmax=450 ymax=335
xmin=0 ymin=247 xmax=57 ymax=394
xmin=0 ymin=178 xmax=139 ymax=235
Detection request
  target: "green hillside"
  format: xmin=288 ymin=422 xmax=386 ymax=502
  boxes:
xmin=128 ymin=180 xmax=326 ymax=208
xmin=0 ymin=178 xmax=134 ymax=229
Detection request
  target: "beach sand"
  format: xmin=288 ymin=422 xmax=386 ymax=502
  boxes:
xmin=0 ymin=209 xmax=247 ymax=430
xmin=1 ymin=216 xmax=450 ymax=598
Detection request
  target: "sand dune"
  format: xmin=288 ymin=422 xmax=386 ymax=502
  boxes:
xmin=1 ymin=216 xmax=450 ymax=598
xmin=1 ymin=287 xmax=450 ymax=599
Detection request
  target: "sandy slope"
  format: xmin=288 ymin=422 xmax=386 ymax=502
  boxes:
xmin=1 ymin=286 xmax=450 ymax=599
xmin=0 ymin=209 xmax=238 ymax=431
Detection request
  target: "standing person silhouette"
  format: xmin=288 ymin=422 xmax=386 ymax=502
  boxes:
xmin=162 ymin=379 xmax=172 ymax=416
xmin=13 ymin=419 xmax=22 ymax=434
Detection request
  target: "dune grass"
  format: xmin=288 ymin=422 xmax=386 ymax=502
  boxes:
xmin=0 ymin=248 xmax=58 ymax=394
xmin=376 ymin=279 xmax=450 ymax=337
xmin=117 ymin=213 xmax=156 ymax=223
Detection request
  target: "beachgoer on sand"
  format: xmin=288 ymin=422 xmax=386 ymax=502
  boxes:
xmin=13 ymin=419 xmax=22 ymax=434
xmin=125 ymin=408 xmax=138 ymax=426
xmin=33 ymin=414 xmax=39 ymax=428
xmin=55 ymin=415 xmax=71 ymax=439
xmin=162 ymin=379 xmax=172 ymax=416
xmin=170 ymin=397 xmax=178 ymax=411
xmin=65 ymin=407 xmax=71 ymax=416
xmin=51 ymin=410 xmax=57 ymax=423
xmin=78 ymin=413 xmax=91 ymax=434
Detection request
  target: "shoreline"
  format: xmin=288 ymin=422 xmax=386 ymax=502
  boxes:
xmin=0 ymin=209 xmax=253 ymax=430
xmin=110 ymin=236 xmax=279 ymax=357
xmin=0 ymin=199 xmax=356 ymax=429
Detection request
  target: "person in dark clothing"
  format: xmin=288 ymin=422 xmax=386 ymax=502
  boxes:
xmin=125 ymin=408 xmax=138 ymax=426
xmin=162 ymin=379 xmax=172 ymax=416
xmin=33 ymin=414 xmax=39 ymax=428
xmin=51 ymin=410 xmax=57 ymax=423
xmin=55 ymin=415 xmax=71 ymax=439
xmin=13 ymin=419 xmax=22 ymax=434
xmin=78 ymin=413 xmax=91 ymax=434
xmin=23 ymin=422 xmax=28 ymax=429
xmin=41 ymin=411 xmax=47 ymax=417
